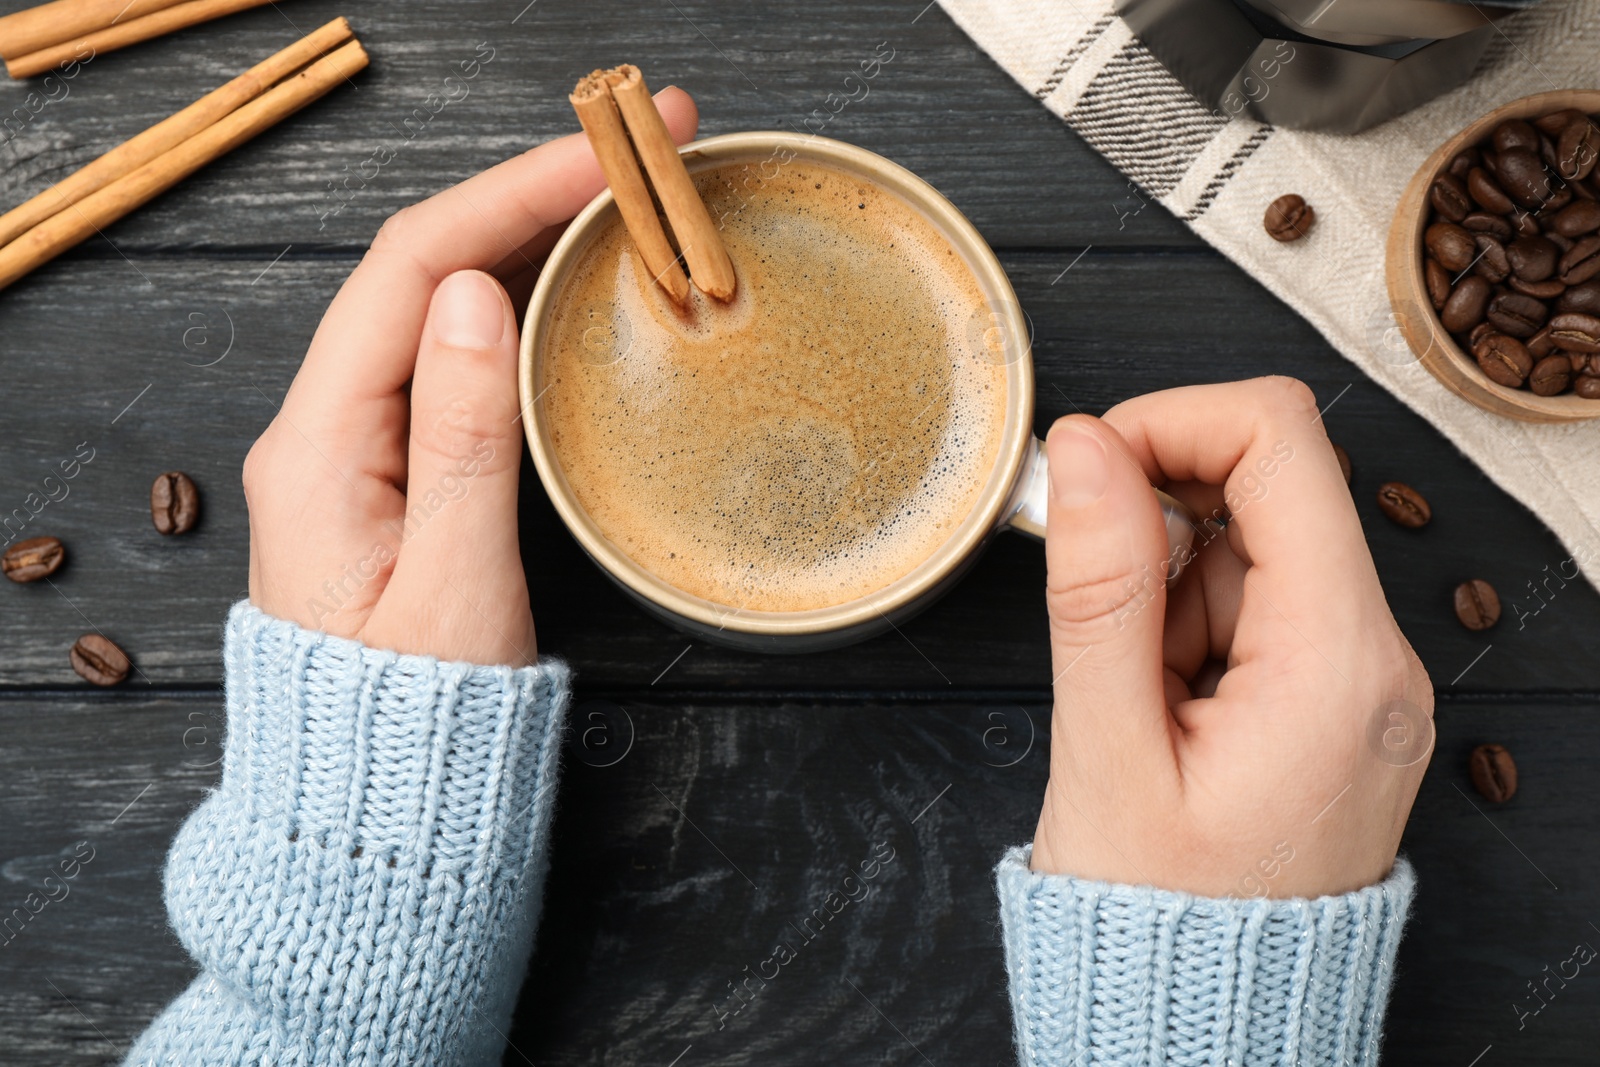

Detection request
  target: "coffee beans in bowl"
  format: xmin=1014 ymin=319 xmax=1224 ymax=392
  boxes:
xmin=1387 ymin=91 xmax=1600 ymax=422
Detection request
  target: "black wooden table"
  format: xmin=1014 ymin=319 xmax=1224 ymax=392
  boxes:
xmin=2 ymin=2 xmax=1597 ymax=1064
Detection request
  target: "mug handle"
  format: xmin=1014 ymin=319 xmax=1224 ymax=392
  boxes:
xmin=1001 ymin=436 xmax=1198 ymax=584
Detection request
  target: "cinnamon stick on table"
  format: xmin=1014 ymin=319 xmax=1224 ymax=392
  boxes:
xmin=608 ymin=64 xmax=736 ymax=301
xmin=570 ymin=70 xmax=690 ymax=306
xmin=6 ymin=0 xmax=280 ymax=79
xmin=0 ymin=17 xmax=354 ymax=248
xmin=0 ymin=0 xmax=190 ymax=60
xmin=0 ymin=38 xmax=369 ymax=291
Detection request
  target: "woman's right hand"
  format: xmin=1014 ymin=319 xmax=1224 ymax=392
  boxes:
xmin=1031 ymin=376 xmax=1432 ymax=899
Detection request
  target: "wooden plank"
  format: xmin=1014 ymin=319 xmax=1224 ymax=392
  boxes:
xmin=3 ymin=693 xmax=1595 ymax=1064
xmin=0 ymin=253 xmax=1593 ymax=692
xmin=0 ymin=0 xmax=1199 ymax=260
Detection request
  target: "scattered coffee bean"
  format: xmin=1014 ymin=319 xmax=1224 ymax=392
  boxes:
xmin=1454 ymin=578 xmax=1501 ymax=630
xmin=1441 ymin=275 xmax=1491 ymax=333
xmin=1473 ymin=332 xmax=1532 ymax=387
xmin=70 ymin=633 xmax=130 ymax=687
xmin=1423 ymin=108 xmax=1600 ymax=397
xmin=1332 ymin=443 xmax=1352 ymax=485
xmin=151 ymin=471 xmax=200 ymax=535
xmin=1530 ymin=354 xmax=1572 ymax=396
xmin=1 ymin=535 xmax=64 ymax=583
xmin=1377 ymin=481 xmax=1431 ymax=528
xmin=1265 ymin=194 xmax=1315 ymax=242
xmin=1469 ymin=743 xmax=1518 ymax=803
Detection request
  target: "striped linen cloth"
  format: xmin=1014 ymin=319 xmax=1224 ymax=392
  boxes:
xmin=938 ymin=0 xmax=1600 ymax=591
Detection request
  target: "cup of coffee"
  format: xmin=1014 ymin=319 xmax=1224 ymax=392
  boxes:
xmin=519 ymin=131 xmax=1194 ymax=652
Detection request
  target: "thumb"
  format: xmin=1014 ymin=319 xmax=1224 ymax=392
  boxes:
xmin=1044 ymin=415 xmax=1173 ymax=755
xmin=373 ymin=269 xmax=535 ymax=665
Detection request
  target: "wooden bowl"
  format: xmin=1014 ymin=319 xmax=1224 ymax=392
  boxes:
xmin=1386 ymin=89 xmax=1600 ymax=422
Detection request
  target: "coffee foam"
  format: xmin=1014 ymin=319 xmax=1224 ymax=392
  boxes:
xmin=541 ymin=159 xmax=1010 ymax=613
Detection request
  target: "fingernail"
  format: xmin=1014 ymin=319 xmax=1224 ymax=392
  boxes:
xmin=1049 ymin=426 xmax=1109 ymax=508
xmin=655 ymin=84 xmax=678 ymax=95
xmin=432 ymin=271 xmax=506 ymax=349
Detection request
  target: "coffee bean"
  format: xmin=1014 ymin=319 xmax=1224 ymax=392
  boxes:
xmin=1509 ymin=275 xmax=1567 ymax=299
xmin=1543 ymin=184 xmax=1574 ymax=213
xmin=1429 ymin=173 xmax=1472 ymax=221
xmin=150 ymin=471 xmax=200 ymax=535
xmin=1528 ymin=324 xmax=1557 ymax=357
xmin=1453 ymin=578 xmax=1502 ymax=630
xmin=1552 ymin=199 xmax=1600 ymax=237
xmin=1578 ymin=374 xmax=1600 ymax=399
xmin=1467 ymin=167 xmax=1515 ymax=214
xmin=1469 ymin=743 xmax=1517 ymax=804
xmin=1494 ymin=148 xmax=1555 ymax=208
xmin=1548 ymin=311 xmax=1600 ymax=353
xmin=1530 ymin=354 xmax=1573 ymax=396
xmin=1558 ymin=235 xmax=1600 ymax=286
xmin=1559 ymin=280 xmax=1600 ymax=315
xmin=1425 ymin=221 xmax=1477 ymax=272
xmin=1507 ymin=235 xmax=1559 ymax=282
xmin=1462 ymin=211 xmax=1514 ymax=240
xmin=1469 ymin=321 xmax=1497 ymax=349
xmin=1536 ymin=109 xmax=1588 ymax=136
xmin=1473 ymin=234 xmax=1510 ymax=283
xmin=1441 ymin=275 xmax=1491 ymax=333
xmin=1485 ymin=292 xmax=1547 ymax=338
xmin=1557 ymin=119 xmax=1600 ymax=181
xmin=1493 ymin=119 xmax=1542 ymax=155
xmin=1332 ymin=443 xmax=1351 ymax=485
xmin=1376 ymin=481 xmax=1431 ymax=528
xmin=70 ymin=633 xmax=130 ymax=687
xmin=1548 ymin=231 xmax=1574 ymax=253
xmin=1425 ymin=258 xmax=1451 ymax=309
xmin=2 ymin=535 xmax=64 ymax=583
xmin=1449 ymin=147 xmax=1480 ymax=179
xmin=1473 ymin=332 xmax=1533 ymax=386
xmin=1265 ymin=194 xmax=1314 ymax=242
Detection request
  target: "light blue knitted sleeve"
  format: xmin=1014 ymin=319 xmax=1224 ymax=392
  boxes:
xmin=996 ymin=845 xmax=1416 ymax=1067
xmin=125 ymin=602 xmax=570 ymax=1067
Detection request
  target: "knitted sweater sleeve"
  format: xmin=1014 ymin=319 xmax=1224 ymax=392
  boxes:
xmin=996 ymin=845 xmax=1416 ymax=1067
xmin=125 ymin=602 xmax=570 ymax=1067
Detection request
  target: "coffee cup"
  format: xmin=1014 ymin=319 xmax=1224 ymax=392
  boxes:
xmin=519 ymin=131 xmax=1195 ymax=652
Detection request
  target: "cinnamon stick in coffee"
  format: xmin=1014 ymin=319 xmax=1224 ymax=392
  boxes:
xmin=0 ymin=18 xmax=353 ymax=248
xmin=570 ymin=70 xmax=689 ymax=306
xmin=6 ymin=0 xmax=279 ymax=79
xmin=607 ymin=64 xmax=736 ymax=301
xmin=0 ymin=39 xmax=368 ymax=291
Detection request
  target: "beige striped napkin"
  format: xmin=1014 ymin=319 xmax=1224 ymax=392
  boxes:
xmin=938 ymin=0 xmax=1600 ymax=591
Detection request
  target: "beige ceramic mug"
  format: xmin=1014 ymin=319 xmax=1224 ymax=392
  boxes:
xmin=519 ymin=131 xmax=1195 ymax=652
